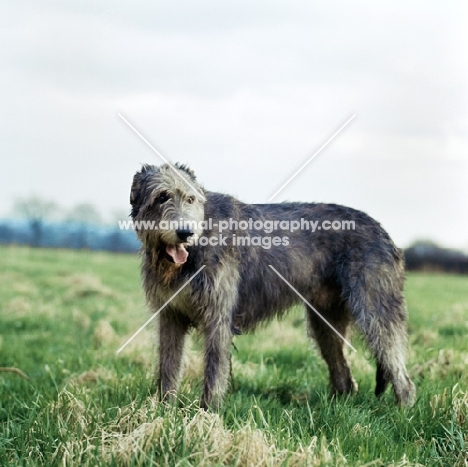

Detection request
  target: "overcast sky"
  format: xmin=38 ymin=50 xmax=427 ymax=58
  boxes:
xmin=1 ymin=0 xmax=467 ymax=249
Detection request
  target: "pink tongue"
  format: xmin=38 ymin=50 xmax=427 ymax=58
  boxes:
xmin=166 ymin=244 xmax=189 ymax=264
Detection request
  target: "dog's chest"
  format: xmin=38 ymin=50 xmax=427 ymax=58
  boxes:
xmin=152 ymin=282 xmax=204 ymax=321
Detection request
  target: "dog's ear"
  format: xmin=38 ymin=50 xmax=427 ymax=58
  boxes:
xmin=130 ymin=165 xmax=154 ymax=219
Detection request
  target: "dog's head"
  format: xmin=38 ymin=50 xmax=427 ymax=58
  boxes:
xmin=130 ymin=163 xmax=205 ymax=264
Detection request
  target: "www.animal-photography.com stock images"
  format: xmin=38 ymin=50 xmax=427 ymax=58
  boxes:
xmin=1 ymin=2 xmax=467 ymax=466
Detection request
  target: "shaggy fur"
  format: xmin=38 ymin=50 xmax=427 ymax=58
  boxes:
xmin=130 ymin=163 xmax=416 ymax=409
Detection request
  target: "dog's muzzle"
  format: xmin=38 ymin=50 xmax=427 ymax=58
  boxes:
xmin=164 ymin=229 xmax=195 ymax=264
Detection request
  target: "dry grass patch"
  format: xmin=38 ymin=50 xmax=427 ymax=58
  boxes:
xmin=51 ymin=393 xmax=347 ymax=467
xmin=93 ymin=319 xmax=117 ymax=348
xmin=100 ymin=405 xmax=346 ymax=467
xmin=385 ymin=455 xmax=425 ymax=467
xmin=65 ymin=273 xmax=115 ymax=298
xmin=67 ymin=368 xmax=115 ymax=388
xmin=72 ymin=307 xmax=92 ymax=330
xmin=5 ymin=296 xmax=32 ymax=315
xmin=411 ymin=349 xmax=466 ymax=379
xmin=430 ymin=385 xmax=468 ymax=425
xmin=182 ymin=347 xmax=204 ymax=379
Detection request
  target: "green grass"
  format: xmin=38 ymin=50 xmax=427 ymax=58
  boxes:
xmin=1 ymin=245 xmax=467 ymax=466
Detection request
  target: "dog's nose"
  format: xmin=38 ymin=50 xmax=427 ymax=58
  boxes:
xmin=176 ymin=229 xmax=194 ymax=242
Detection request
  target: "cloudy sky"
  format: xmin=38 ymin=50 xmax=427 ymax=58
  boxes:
xmin=1 ymin=0 xmax=467 ymax=249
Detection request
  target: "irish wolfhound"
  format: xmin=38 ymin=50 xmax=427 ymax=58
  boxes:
xmin=130 ymin=163 xmax=415 ymax=409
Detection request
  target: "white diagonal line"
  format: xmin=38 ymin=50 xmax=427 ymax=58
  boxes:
xmin=268 ymin=265 xmax=357 ymax=352
xmin=117 ymin=265 xmax=206 ymax=354
xmin=268 ymin=114 xmax=356 ymax=201
xmin=118 ymin=113 xmax=206 ymax=201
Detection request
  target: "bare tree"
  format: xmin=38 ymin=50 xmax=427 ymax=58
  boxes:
xmin=67 ymin=203 xmax=101 ymax=249
xmin=109 ymin=208 xmax=130 ymax=225
xmin=13 ymin=196 xmax=58 ymax=247
xmin=67 ymin=203 xmax=101 ymax=224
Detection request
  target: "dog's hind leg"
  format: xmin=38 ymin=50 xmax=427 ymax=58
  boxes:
xmin=375 ymin=361 xmax=390 ymax=397
xmin=306 ymin=306 xmax=358 ymax=395
xmin=157 ymin=308 xmax=191 ymax=402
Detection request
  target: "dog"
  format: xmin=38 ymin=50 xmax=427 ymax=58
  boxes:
xmin=130 ymin=163 xmax=415 ymax=409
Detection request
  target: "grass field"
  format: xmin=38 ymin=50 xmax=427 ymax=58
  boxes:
xmin=0 ymin=245 xmax=467 ymax=466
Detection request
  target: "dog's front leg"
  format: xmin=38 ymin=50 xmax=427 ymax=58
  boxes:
xmin=201 ymin=316 xmax=232 ymax=410
xmin=157 ymin=308 xmax=190 ymax=402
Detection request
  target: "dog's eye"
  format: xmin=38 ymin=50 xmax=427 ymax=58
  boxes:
xmin=187 ymin=196 xmax=195 ymax=204
xmin=156 ymin=192 xmax=170 ymax=204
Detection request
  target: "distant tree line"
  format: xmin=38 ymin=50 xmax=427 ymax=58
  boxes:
xmin=404 ymin=240 xmax=468 ymax=274
xmin=0 ymin=196 xmax=139 ymax=253
xmin=1 ymin=197 xmax=467 ymax=271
